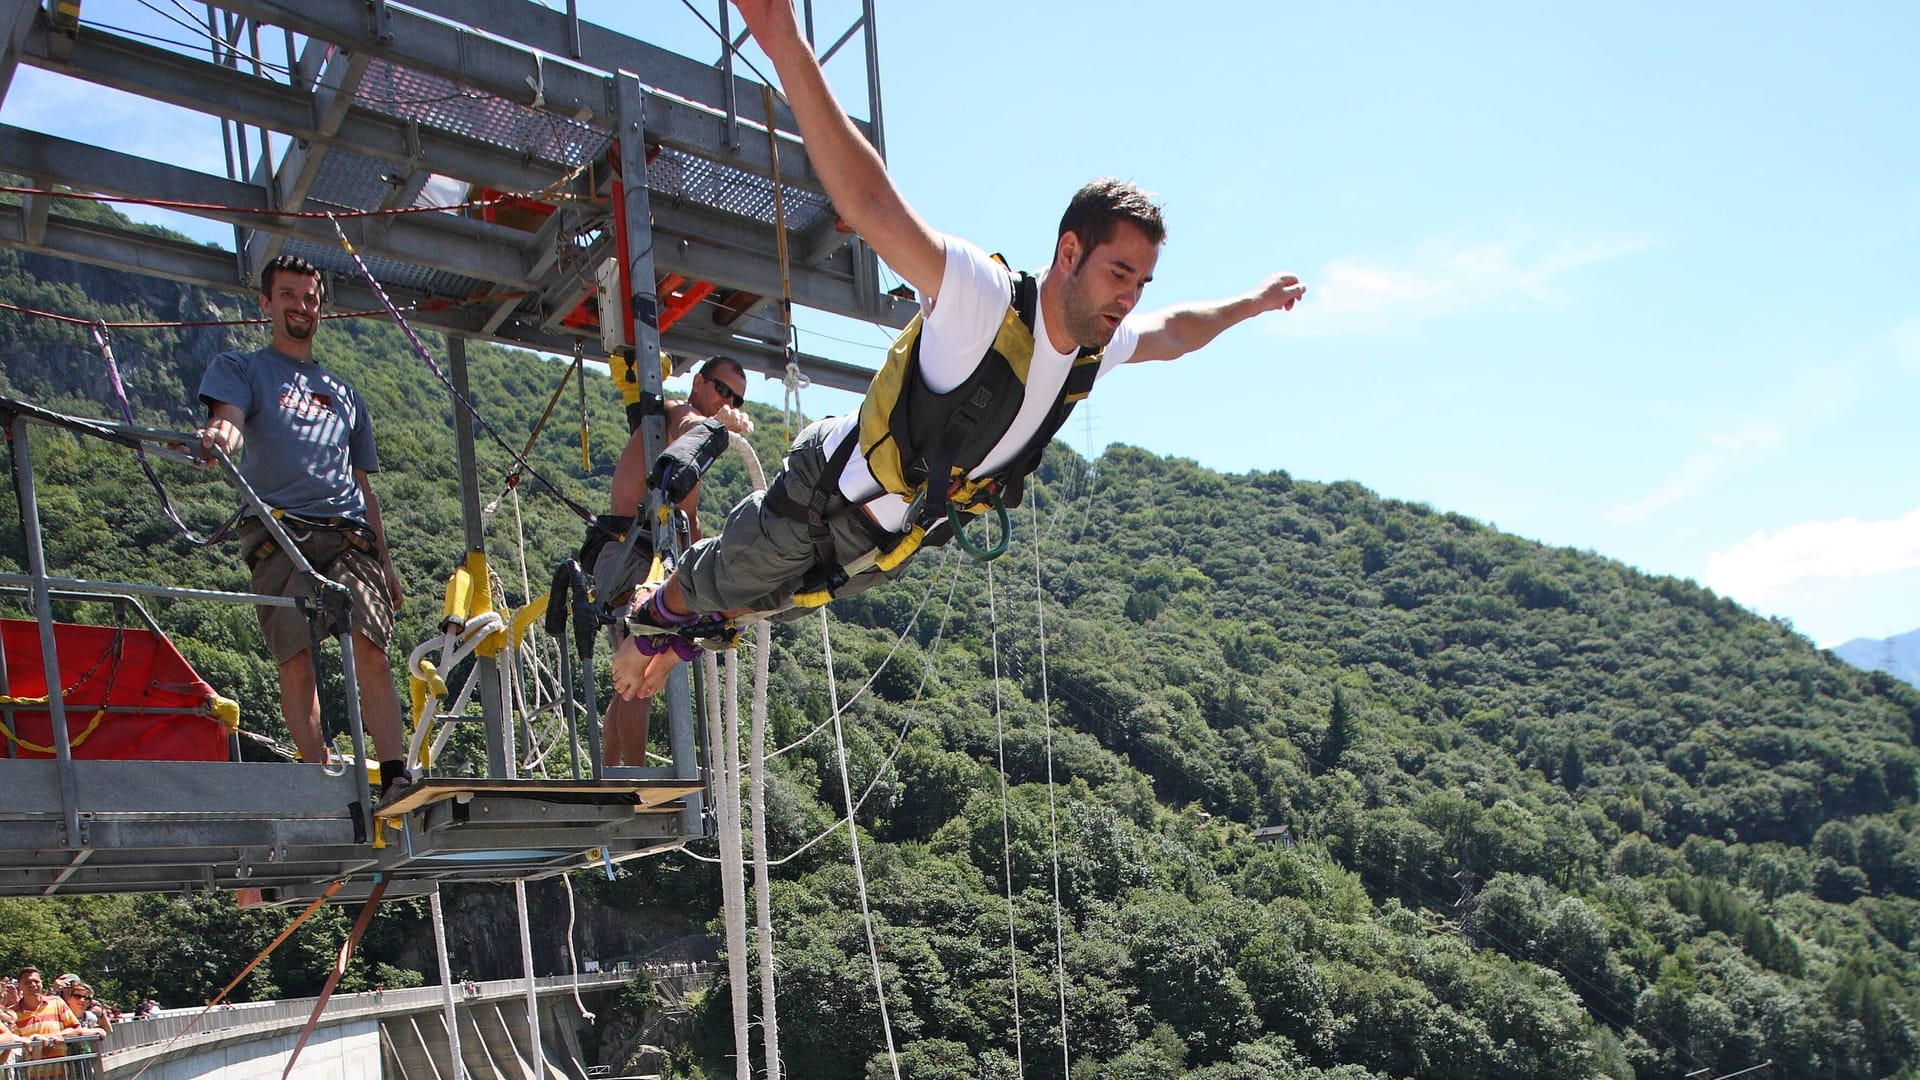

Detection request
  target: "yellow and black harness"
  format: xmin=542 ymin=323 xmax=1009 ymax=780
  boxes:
xmin=770 ymin=263 xmax=1102 ymax=601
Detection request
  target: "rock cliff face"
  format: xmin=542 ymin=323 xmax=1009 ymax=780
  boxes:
xmin=0 ymin=250 xmax=245 ymax=421
xmin=390 ymin=880 xmax=712 ymax=982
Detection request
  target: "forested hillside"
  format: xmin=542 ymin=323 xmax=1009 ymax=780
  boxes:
xmin=1 ymin=209 xmax=1918 ymax=1079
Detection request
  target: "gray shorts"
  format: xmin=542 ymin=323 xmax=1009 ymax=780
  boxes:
xmin=240 ymin=519 xmax=394 ymax=664
xmin=676 ymin=419 xmax=906 ymax=615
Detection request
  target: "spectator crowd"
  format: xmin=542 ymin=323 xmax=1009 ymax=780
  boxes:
xmin=0 ymin=966 xmax=119 ymax=1064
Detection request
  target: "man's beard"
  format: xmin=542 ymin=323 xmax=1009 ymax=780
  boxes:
xmin=284 ymin=315 xmax=315 ymax=340
xmin=1059 ymin=267 xmax=1118 ymax=350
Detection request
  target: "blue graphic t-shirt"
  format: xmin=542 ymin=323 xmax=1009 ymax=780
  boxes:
xmin=197 ymin=345 xmax=379 ymax=524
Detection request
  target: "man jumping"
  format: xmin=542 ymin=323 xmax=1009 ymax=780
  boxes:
xmin=613 ymin=0 xmax=1307 ymax=699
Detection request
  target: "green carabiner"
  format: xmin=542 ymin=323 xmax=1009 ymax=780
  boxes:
xmin=950 ymin=488 xmax=1011 ymax=561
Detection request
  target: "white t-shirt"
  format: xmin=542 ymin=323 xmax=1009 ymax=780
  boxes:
xmin=825 ymin=235 xmax=1138 ymax=531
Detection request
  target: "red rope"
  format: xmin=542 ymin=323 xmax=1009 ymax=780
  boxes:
xmin=0 ymin=298 xmax=401 ymax=330
xmin=0 ymin=184 xmax=525 ymax=221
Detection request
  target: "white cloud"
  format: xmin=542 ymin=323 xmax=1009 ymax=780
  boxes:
xmin=1704 ymin=508 xmax=1920 ymax=608
xmin=1608 ymin=420 xmax=1787 ymax=523
xmin=1277 ymin=228 xmax=1651 ymax=337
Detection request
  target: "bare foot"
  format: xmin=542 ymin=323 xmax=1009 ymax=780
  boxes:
xmin=638 ymin=649 xmax=679 ymax=697
xmin=610 ymin=638 xmax=653 ymax=699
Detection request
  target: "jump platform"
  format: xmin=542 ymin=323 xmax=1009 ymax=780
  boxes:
xmin=0 ymin=760 xmax=705 ymax=900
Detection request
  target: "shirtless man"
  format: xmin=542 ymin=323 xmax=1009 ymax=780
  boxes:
xmin=597 ymin=356 xmax=752 ymax=766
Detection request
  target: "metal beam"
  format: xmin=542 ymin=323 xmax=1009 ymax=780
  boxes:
xmin=395 ymin=0 xmax=841 ymax=140
xmin=0 ymin=210 xmax=244 ymax=291
xmin=0 ymin=126 xmax=544 ymax=288
xmin=0 ymin=0 xmax=41 ymax=108
xmin=651 ymin=198 xmax=912 ymax=328
xmin=17 ymin=171 xmax=47 ymax=245
xmin=245 ymin=44 xmax=373 ymax=273
xmin=217 ymin=0 xmax=833 ymax=194
xmin=0 ymin=210 xmax=599 ymax=357
xmin=22 ymin=25 xmax=574 ymax=194
xmin=218 ymin=0 xmax=606 ymax=122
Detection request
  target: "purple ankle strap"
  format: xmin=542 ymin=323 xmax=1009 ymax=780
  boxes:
xmin=643 ymin=588 xmax=703 ymax=628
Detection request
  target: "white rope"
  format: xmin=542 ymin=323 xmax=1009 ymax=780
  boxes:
xmin=562 ymin=874 xmax=597 ymax=1024
xmin=430 ymin=886 xmax=468 ymax=1080
xmin=748 ymin=617 xmax=781 ymax=1080
xmin=512 ymin=485 xmax=533 ymax=607
xmin=677 ymin=569 xmax=960 ymax=869
xmin=824 ymin=608 xmax=902 ymax=1078
xmin=986 ymin=561 xmax=1025 ymax=1071
xmin=1033 ymin=497 xmax=1073 ymax=1076
xmin=707 ymin=653 xmax=752 ymax=1080
xmin=729 ymin=431 xmax=784 ymax=1080
xmin=767 ymin=548 xmax=954 ymax=761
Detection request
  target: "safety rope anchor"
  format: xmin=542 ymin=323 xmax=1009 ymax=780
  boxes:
xmin=951 ymin=489 xmax=1012 ymax=561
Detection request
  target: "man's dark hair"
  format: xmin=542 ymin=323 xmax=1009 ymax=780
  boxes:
xmin=699 ymin=355 xmax=746 ymax=385
xmin=258 ymin=254 xmax=323 ymax=297
xmin=1057 ymin=179 xmax=1166 ymax=267
xmin=17 ymin=965 xmax=37 ymax=980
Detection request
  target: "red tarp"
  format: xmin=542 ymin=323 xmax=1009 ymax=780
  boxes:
xmin=1 ymin=619 xmax=230 ymax=762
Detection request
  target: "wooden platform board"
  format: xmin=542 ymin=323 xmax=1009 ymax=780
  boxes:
xmin=375 ymin=776 xmax=705 ymax=818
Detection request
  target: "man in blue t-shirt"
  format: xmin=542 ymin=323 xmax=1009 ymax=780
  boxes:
xmin=196 ymin=254 xmax=411 ymax=798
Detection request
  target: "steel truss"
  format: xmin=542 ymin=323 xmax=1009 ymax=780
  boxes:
xmin=0 ymin=0 xmax=903 ymax=897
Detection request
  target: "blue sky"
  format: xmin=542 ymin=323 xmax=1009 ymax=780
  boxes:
xmin=8 ymin=2 xmax=1917 ymax=647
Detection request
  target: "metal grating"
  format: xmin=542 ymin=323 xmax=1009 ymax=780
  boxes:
xmin=307 ymin=147 xmax=405 ymax=213
xmin=354 ymin=58 xmax=609 ymax=170
xmin=278 ymin=236 xmax=496 ymax=301
xmin=648 ymin=145 xmax=830 ymax=233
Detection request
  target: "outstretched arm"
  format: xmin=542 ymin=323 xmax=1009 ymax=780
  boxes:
xmin=1127 ymin=272 xmax=1307 ymax=364
xmin=733 ymin=0 xmax=945 ymax=298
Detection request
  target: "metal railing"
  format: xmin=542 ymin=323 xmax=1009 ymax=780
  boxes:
xmin=105 ymin=972 xmax=638 ymax=1054
xmin=0 ymin=1033 xmax=104 ymax=1080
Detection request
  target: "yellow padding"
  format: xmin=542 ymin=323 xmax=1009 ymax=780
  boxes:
xmin=509 ymin=595 xmax=549 ymax=648
xmin=874 ymin=525 xmax=928 ymax=574
xmin=209 ymin=694 xmax=240 ymax=732
xmin=611 ymin=351 xmax=641 ymax=407
xmin=441 ymin=565 xmax=475 ymax=628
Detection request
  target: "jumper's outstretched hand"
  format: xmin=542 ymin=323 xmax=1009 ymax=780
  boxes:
xmin=730 ymin=0 xmax=798 ymax=42
xmin=1258 ymin=273 xmax=1307 ymax=313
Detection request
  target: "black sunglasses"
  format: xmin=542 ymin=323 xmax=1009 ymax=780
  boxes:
xmin=704 ymin=373 xmax=744 ymax=408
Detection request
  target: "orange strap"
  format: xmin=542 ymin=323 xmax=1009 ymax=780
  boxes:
xmin=126 ymin=879 xmax=346 ymax=1080
xmin=282 ymin=877 xmax=389 ymax=1079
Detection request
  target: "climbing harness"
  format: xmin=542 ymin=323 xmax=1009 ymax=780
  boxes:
xmin=856 ymin=263 xmax=1101 ymax=561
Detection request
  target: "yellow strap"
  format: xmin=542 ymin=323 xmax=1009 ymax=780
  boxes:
xmin=873 ymin=524 xmax=928 ymax=574
xmin=508 ymin=594 xmax=549 ymax=648
xmin=793 ymin=524 xmax=931 ymax=609
xmin=0 ymin=708 xmax=110 ymax=754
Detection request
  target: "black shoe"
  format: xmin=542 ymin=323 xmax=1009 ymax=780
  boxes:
xmin=377 ymin=766 xmax=424 ymax=808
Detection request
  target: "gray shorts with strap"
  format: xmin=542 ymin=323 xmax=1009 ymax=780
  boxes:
xmin=676 ymin=419 xmax=904 ymax=616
